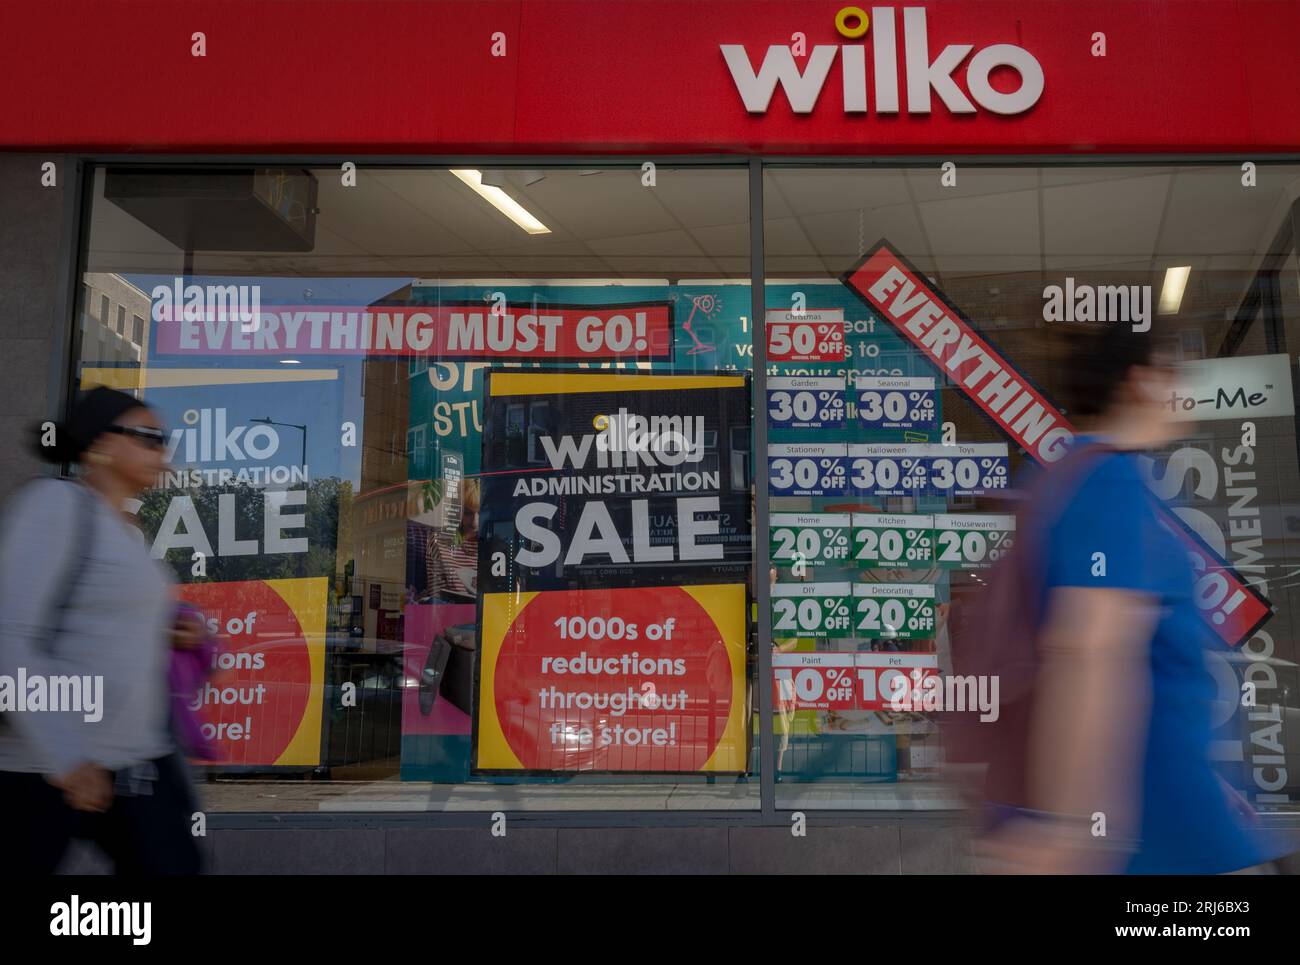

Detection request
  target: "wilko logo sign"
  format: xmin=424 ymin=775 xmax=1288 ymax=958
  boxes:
xmin=153 ymin=301 xmax=674 ymax=361
xmin=167 ymin=408 xmax=280 ymax=463
xmin=842 ymin=240 xmax=1273 ymax=648
xmin=722 ymin=6 xmax=1044 ymax=117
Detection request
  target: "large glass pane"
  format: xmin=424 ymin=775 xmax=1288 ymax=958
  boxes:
xmin=76 ymin=164 xmax=757 ymax=811
xmin=763 ymin=164 xmax=1300 ymax=812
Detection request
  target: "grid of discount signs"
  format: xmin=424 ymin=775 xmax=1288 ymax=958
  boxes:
xmin=765 ymin=310 xmax=1014 ymax=756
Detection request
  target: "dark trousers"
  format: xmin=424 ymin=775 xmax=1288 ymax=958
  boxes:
xmin=0 ymin=752 xmax=202 ymax=874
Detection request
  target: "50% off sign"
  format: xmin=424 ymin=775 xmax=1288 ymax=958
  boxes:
xmin=766 ymin=315 xmax=846 ymax=363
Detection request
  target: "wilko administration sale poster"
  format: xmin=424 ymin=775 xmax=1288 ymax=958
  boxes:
xmin=176 ymin=577 xmax=327 ymax=766
xmin=473 ymin=371 xmax=752 ymax=774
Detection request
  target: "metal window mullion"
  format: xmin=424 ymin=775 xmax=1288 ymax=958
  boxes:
xmin=52 ymin=157 xmax=90 ymax=478
xmin=749 ymin=157 xmax=777 ymax=824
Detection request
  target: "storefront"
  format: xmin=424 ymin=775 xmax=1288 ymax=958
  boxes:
xmin=3 ymin=0 xmax=1300 ymax=872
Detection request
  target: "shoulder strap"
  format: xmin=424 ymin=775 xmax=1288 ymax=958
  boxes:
xmin=35 ymin=479 xmax=96 ymax=656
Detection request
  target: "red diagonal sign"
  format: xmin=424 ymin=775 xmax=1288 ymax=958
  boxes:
xmin=842 ymin=241 xmax=1272 ymax=648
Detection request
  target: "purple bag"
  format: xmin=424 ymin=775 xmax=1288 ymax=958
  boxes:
xmin=170 ymin=602 xmax=219 ymax=760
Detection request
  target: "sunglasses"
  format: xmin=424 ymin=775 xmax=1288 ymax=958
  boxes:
xmin=105 ymin=424 xmax=167 ymax=449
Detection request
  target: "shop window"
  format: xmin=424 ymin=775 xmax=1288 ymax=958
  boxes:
xmin=67 ymin=160 xmax=1300 ymax=815
xmin=74 ymin=164 xmax=755 ymax=812
xmin=762 ymin=163 xmax=1300 ymax=812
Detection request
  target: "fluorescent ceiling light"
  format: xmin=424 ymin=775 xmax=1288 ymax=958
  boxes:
xmin=410 ymin=277 xmax=670 ymax=287
xmin=279 ymin=358 xmax=301 ymax=364
xmin=1159 ymin=266 xmax=1191 ymax=315
xmin=450 ymin=169 xmax=551 ymax=235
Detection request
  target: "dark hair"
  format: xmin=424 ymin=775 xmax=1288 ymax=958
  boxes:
xmin=1058 ymin=325 xmax=1159 ymax=417
xmin=31 ymin=386 xmax=149 ymax=464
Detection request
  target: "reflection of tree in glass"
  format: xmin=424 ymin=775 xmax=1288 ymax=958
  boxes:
xmin=199 ymin=580 xmax=273 ymax=626
xmin=135 ymin=478 xmax=350 ymax=584
xmin=419 ymin=477 xmax=445 ymax=514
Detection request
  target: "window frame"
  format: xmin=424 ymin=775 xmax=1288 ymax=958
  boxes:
xmin=54 ymin=154 xmax=1300 ymax=831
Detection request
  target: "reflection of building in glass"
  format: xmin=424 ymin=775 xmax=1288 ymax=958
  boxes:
xmin=350 ymin=480 xmax=419 ymax=650
xmin=80 ymin=272 xmax=150 ymax=366
xmin=347 ymin=283 xmax=414 ymax=650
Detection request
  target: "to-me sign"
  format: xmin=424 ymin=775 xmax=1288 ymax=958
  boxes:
xmin=721 ymin=6 xmax=1044 ymax=116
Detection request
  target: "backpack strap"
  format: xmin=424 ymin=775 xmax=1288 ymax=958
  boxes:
xmin=35 ymin=479 xmax=96 ymax=656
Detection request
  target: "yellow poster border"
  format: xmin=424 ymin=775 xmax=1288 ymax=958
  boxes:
xmin=489 ymin=372 xmax=745 ymax=396
xmin=475 ymin=584 xmax=747 ymax=773
xmin=265 ymin=576 xmax=328 ymax=766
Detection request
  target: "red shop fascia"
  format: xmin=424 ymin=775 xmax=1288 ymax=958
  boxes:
xmin=2 ymin=0 xmax=1299 ymax=157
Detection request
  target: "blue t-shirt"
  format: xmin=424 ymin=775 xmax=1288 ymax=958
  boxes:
xmin=1041 ymin=440 xmax=1278 ymax=874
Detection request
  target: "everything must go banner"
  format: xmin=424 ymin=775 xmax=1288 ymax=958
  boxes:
xmin=153 ymin=301 xmax=675 ymax=362
xmin=473 ymin=371 xmax=753 ymax=774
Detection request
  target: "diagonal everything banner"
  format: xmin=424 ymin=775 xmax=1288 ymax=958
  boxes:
xmin=841 ymin=240 xmax=1272 ymax=648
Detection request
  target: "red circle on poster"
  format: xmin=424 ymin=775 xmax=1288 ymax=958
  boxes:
xmin=492 ymin=586 xmax=733 ymax=772
xmin=179 ymin=581 xmax=311 ymax=765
